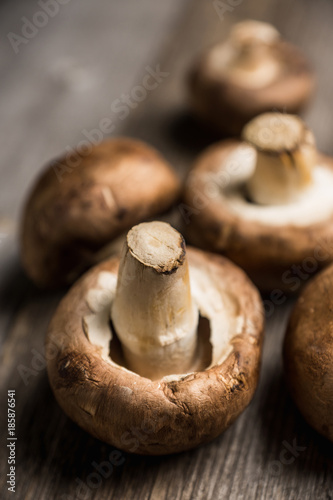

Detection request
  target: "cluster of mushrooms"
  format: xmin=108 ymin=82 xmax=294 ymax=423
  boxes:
xmin=20 ymin=20 xmax=333 ymax=453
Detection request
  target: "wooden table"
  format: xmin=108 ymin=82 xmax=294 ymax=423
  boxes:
xmin=1 ymin=0 xmax=333 ymax=498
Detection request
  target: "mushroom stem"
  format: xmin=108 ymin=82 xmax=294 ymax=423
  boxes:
xmin=243 ymin=113 xmax=317 ymax=205
xmin=222 ymin=21 xmax=281 ymax=88
xmin=111 ymin=221 xmax=199 ymax=379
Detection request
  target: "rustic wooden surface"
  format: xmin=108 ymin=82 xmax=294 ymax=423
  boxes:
xmin=1 ymin=0 xmax=333 ymax=499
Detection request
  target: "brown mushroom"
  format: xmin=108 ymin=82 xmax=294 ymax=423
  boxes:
xmin=46 ymin=221 xmax=264 ymax=455
xmin=182 ymin=112 xmax=333 ymax=291
xmin=21 ymin=137 xmax=180 ymax=288
xmin=188 ymin=20 xmax=315 ymax=136
xmin=284 ymin=264 xmax=333 ymax=442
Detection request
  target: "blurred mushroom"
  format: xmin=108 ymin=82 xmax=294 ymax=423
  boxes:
xmin=188 ymin=20 xmax=315 ymax=136
xmin=284 ymin=264 xmax=333 ymax=442
xmin=46 ymin=221 xmax=264 ymax=454
xmin=183 ymin=113 xmax=333 ymax=291
xmin=243 ymin=113 xmax=316 ymax=205
xmin=21 ymin=138 xmax=180 ymax=288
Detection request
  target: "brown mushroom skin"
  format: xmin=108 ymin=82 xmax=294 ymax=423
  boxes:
xmin=183 ymin=139 xmax=333 ymax=292
xmin=283 ymin=265 xmax=333 ymax=442
xmin=21 ymin=138 xmax=180 ymax=288
xmin=46 ymin=247 xmax=264 ymax=455
xmin=189 ymin=40 xmax=315 ymax=136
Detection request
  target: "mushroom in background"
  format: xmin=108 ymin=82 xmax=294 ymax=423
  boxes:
xmin=284 ymin=264 xmax=333 ymax=442
xmin=20 ymin=138 xmax=180 ymax=288
xmin=183 ymin=112 xmax=333 ymax=291
xmin=46 ymin=221 xmax=264 ymax=455
xmin=188 ymin=20 xmax=315 ymax=136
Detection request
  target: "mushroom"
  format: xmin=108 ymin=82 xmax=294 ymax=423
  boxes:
xmin=188 ymin=20 xmax=315 ymax=136
xmin=21 ymin=137 xmax=180 ymax=288
xmin=284 ymin=264 xmax=333 ymax=442
xmin=182 ymin=112 xmax=333 ymax=291
xmin=46 ymin=221 xmax=264 ymax=454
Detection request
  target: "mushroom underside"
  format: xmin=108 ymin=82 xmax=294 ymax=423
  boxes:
xmin=46 ymin=247 xmax=263 ymax=454
xmin=83 ymin=260 xmax=244 ymax=379
xmin=184 ymin=142 xmax=333 ymax=290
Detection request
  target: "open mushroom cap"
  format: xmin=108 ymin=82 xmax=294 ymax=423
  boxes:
xmin=188 ymin=20 xmax=315 ymax=136
xmin=284 ymin=264 xmax=333 ymax=442
xmin=46 ymin=223 xmax=264 ymax=455
xmin=182 ymin=115 xmax=333 ymax=290
xmin=20 ymin=137 xmax=180 ymax=288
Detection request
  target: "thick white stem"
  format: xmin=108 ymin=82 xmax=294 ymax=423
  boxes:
xmin=111 ymin=221 xmax=199 ymax=379
xmin=243 ymin=113 xmax=316 ymax=205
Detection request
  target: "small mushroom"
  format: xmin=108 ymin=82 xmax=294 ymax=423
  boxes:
xmin=46 ymin=221 xmax=264 ymax=454
xmin=283 ymin=264 xmax=333 ymax=442
xmin=183 ymin=113 xmax=333 ymax=290
xmin=21 ymin=138 xmax=180 ymax=288
xmin=188 ymin=20 xmax=315 ymax=136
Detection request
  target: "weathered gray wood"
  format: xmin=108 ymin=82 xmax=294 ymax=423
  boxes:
xmin=1 ymin=0 xmax=333 ymax=499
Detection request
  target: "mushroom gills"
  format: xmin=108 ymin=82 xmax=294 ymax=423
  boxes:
xmin=84 ymin=223 xmax=244 ymax=381
xmin=196 ymin=114 xmax=333 ymax=226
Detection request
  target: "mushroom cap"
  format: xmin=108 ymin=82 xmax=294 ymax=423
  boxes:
xmin=283 ymin=264 xmax=333 ymax=442
xmin=188 ymin=22 xmax=315 ymax=136
xmin=46 ymin=247 xmax=264 ymax=455
xmin=182 ymin=139 xmax=333 ymax=291
xmin=21 ymin=137 xmax=180 ymax=288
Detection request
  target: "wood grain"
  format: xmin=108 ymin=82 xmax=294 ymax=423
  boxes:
xmin=1 ymin=0 xmax=333 ymax=499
